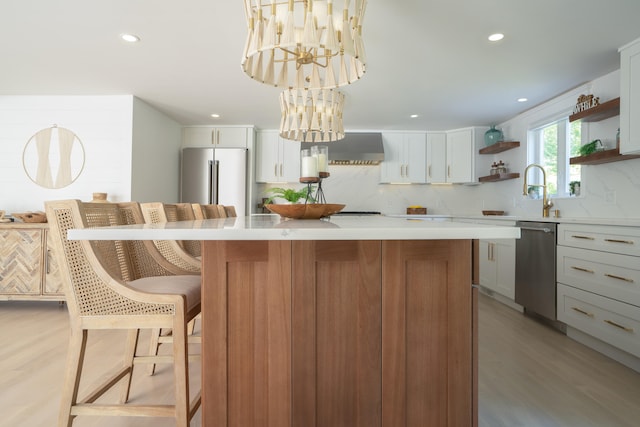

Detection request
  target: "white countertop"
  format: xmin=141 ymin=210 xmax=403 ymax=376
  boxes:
xmin=388 ymin=214 xmax=640 ymax=227
xmin=68 ymin=215 xmax=520 ymax=241
xmin=456 ymin=215 xmax=640 ymax=226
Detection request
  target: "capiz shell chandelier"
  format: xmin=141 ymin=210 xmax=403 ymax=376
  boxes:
xmin=242 ymin=0 xmax=367 ymax=89
xmin=279 ymin=88 xmax=345 ymax=142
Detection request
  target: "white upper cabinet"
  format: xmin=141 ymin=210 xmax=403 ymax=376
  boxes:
xmin=620 ymin=37 xmax=640 ymax=154
xmin=426 ymin=132 xmax=447 ymax=183
xmin=380 ymin=132 xmax=427 ymax=183
xmin=255 ymin=130 xmax=300 ymax=183
xmin=182 ymin=126 xmax=252 ymax=148
xmin=445 ymin=127 xmax=485 ymax=184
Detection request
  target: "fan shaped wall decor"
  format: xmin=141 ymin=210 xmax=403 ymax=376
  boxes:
xmin=22 ymin=125 xmax=85 ymax=189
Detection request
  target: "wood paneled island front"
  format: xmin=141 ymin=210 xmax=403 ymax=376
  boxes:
xmin=69 ymin=215 xmax=519 ymax=427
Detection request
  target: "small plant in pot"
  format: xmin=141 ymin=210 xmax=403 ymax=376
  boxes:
xmin=569 ymin=181 xmax=581 ymax=197
xmin=263 ymin=186 xmax=316 ymax=205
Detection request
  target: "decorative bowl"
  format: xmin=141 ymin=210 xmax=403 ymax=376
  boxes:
xmin=482 ymin=210 xmax=505 ymax=216
xmin=12 ymin=211 xmax=48 ymax=223
xmin=266 ymin=203 xmax=345 ymax=219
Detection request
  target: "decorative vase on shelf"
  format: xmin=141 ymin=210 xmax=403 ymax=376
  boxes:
xmin=484 ymin=125 xmax=504 ymax=146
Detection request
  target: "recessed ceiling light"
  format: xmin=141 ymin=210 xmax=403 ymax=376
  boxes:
xmin=517 ymin=98 xmax=528 ymax=103
xmin=210 ymin=113 xmax=220 ymax=118
xmin=488 ymin=33 xmax=504 ymax=42
xmin=121 ymin=34 xmax=140 ymax=43
xmin=410 ymin=114 xmax=419 ymax=118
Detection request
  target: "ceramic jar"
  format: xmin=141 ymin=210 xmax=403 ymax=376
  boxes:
xmin=484 ymin=125 xmax=504 ymax=146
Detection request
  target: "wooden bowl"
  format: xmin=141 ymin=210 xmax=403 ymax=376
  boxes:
xmin=482 ymin=210 xmax=505 ymax=216
xmin=406 ymin=207 xmax=427 ymax=215
xmin=266 ymin=203 xmax=345 ymax=219
xmin=12 ymin=211 xmax=48 ymax=223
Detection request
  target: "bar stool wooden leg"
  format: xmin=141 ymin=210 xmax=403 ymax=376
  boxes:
xmin=58 ymin=329 xmax=88 ymax=427
xmin=120 ymin=329 xmax=139 ymax=403
xmin=172 ymin=313 xmax=190 ymax=427
xmin=147 ymin=328 xmax=162 ymax=375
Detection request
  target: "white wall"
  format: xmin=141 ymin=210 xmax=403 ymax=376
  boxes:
xmin=0 ymin=95 xmax=182 ymax=215
xmin=0 ymin=96 xmax=134 ymax=213
xmin=500 ymin=69 xmax=640 ymax=219
xmin=258 ymin=69 xmax=640 ymax=219
xmin=131 ymin=98 xmax=182 ymax=202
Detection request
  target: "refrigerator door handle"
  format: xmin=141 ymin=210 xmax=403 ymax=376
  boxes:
xmin=209 ymin=160 xmax=219 ymax=204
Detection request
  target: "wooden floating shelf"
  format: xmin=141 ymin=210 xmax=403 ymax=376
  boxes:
xmin=478 ymin=172 xmax=520 ymax=183
xmin=569 ymin=97 xmax=620 ymax=123
xmin=569 ymin=148 xmax=640 ymax=165
xmin=479 ymin=141 xmax=520 ymax=155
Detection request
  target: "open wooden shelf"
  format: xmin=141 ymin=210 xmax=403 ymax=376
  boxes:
xmin=569 ymin=97 xmax=620 ymax=123
xmin=479 ymin=141 xmax=520 ymax=155
xmin=478 ymin=172 xmax=520 ymax=183
xmin=570 ymin=148 xmax=640 ymax=165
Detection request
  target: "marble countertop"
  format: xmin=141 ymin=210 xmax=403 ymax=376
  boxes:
xmin=68 ymin=215 xmax=520 ymax=241
xmin=388 ymin=214 xmax=640 ymax=227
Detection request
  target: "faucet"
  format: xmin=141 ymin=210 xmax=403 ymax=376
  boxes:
xmin=523 ymin=163 xmax=554 ymax=217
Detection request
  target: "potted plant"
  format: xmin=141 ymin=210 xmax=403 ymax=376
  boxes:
xmin=263 ymin=186 xmax=316 ymax=205
xmin=527 ymin=186 xmax=541 ymax=199
xmin=569 ymin=181 xmax=581 ymax=196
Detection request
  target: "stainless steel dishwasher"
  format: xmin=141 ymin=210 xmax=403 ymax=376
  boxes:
xmin=515 ymin=221 xmax=558 ymax=321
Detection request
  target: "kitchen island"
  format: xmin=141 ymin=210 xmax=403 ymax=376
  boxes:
xmin=69 ymin=215 xmax=519 ymax=427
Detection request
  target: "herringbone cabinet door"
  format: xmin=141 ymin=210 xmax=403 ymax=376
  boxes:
xmin=0 ymin=229 xmax=43 ymax=295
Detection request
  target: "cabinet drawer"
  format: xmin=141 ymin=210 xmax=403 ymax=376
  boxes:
xmin=557 ymin=284 xmax=640 ymax=358
xmin=557 ymin=224 xmax=640 ymax=256
xmin=557 ymin=246 xmax=640 ymax=307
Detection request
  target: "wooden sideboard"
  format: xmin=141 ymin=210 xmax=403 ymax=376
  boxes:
xmin=201 ymin=239 xmax=476 ymax=427
xmin=0 ymin=223 xmax=64 ymax=301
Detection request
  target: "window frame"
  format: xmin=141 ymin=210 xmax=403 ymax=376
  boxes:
xmin=527 ymin=117 xmax=581 ymax=199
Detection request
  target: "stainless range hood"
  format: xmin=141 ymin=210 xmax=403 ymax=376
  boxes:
xmin=301 ymin=132 xmax=384 ymax=165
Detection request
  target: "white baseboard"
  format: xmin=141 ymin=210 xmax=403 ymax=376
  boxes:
xmin=479 ymin=286 xmax=524 ymax=313
xmin=566 ymin=326 xmax=640 ymax=373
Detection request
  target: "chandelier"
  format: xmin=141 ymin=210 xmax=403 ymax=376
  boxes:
xmin=279 ymin=88 xmax=345 ymax=142
xmin=242 ymin=0 xmax=367 ymax=89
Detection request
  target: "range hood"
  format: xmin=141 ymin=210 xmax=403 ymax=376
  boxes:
xmin=301 ymin=132 xmax=384 ymax=165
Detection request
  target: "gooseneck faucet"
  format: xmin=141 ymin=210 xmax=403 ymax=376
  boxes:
xmin=523 ymin=163 xmax=554 ymax=217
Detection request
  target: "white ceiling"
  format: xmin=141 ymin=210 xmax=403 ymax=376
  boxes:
xmin=3 ymin=0 xmax=640 ymax=131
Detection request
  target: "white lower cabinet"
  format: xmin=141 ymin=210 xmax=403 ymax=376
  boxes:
xmin=557 ymin=223 xmax=640 ymax=360
xmin=255 ymin=130 xmax=300 ymax=183
xmin=456 ymin=218 xmax=516 ymax=301
xmin=479 ymin=238 xmax=516 ymax=299
xmin=558 ymin=283 xmax=640 ymax=358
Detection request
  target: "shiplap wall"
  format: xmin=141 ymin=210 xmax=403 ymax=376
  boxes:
xmin=0 ymin=95 xmax=181 ymax=214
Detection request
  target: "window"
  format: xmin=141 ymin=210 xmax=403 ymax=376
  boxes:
xmin=528 ymin=118 xmax=581 ymax=198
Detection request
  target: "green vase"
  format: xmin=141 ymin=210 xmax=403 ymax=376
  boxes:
xmin=484 ymin=125 xmax=504 ymax=146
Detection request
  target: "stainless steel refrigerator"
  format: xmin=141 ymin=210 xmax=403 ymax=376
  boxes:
xmin=180 ymin=147 xmax=247 ymax=217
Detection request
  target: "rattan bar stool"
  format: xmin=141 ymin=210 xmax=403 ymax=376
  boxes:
xmin=46 ymin=200 xmax=201 ymax=427
xmin=164 ymin=202 xmax=202 ymax=258
xmin=139 ymin=202 xmax=201 ymax=270
xmin=223 ymin=205 xmax=237 ymax=217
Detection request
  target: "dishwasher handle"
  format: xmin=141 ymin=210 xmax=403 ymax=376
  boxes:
xmin=519 ymin=226 xmax=554 ymax=233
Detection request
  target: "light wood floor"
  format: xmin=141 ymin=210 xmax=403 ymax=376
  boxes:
xmin=1 ymin=294 xmax=639 ymax=426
